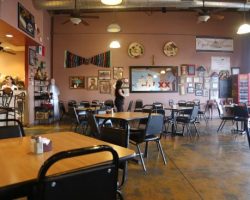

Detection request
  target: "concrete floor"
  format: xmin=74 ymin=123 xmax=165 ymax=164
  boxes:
xmin=25 ymin=118 xmax=250 ymax=200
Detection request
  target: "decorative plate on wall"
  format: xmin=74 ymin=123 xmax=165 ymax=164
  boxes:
xmin=128 ymin=42 xmax=144 ymax=58
xmin=163 ymin=41 xmax=178 ymax=57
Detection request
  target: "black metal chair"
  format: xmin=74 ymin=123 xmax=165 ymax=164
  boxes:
xmin=0 ymin=88 xmax=14 ymax=120
xmin=79 ymin=101 xmax=90 ymax=108
xmin=129 ymin=112 xmax=167 ymax=172
xmin=104 ymin=99 xmax=115 ymax=109
xmin=175 ymin=105 xmax=199 ymax=137
xmin=33 ymin=145 xmax=121 ymax=200
xmin=0 ymin=119 xmax=25 ymax=139
xmin=73 ymin=107 xmax=88 ymax=133
xmin=134 ymin=99 xmax=143 ymax=112
xmin=100 ymin=126 xmax=129 ymax=190
xmin=234 ymin=103 xmax=249 ymax=134
xmin=127 ymin=100 xmax=133 ymax=112
xmin=178 ymin=100 xmax=186 ymax=107
xmin=216 ymin=101 xmax=234 ymax=132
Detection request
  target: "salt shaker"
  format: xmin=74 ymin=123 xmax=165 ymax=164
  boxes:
xmin=35 ymin=136 xmax=43 ymax=154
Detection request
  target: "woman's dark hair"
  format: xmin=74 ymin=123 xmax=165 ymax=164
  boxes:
xmin=5 ymin=76 xmax=15 ymax=84
xmin=115 ymin=79 xmax=123 ymax=88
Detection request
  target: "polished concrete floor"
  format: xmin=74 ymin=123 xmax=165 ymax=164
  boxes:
xmin=24 ymin=118 xmax=250 ymax=200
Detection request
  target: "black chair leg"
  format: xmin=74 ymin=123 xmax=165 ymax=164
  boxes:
xmin=217 ymin=120 xmax=224 ymax=132
xmin=193 ymin=123 xmax=199 ymax=137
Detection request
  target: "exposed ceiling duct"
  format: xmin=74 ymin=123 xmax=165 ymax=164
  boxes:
xmin=32 ymin=0 xmax=250 ymax=12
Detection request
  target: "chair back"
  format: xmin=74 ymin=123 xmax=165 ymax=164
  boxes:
xmin=134 ymin=99 xmax=143 ymax=111
xmin=35 ymin=145 xmax=119 ymax=200
xmin=14 ymin=92 xmax=25 ymax=113
xmin=178 ymin=100 xmax=186 ymax=107
xmin=1 ymin=89 xmax=13 ymax=107
xmin=0 ymin=119 xmax=25 ymax=139
xmin=127 ymin=100 xmax=133 ymax=112
xmin=168 ymin=99 xmax=174 ymax=106
xmin=86 ymin=112 xmax=100 ymax=138
xmin=153 ymin=102 xmax=163 ymax=110
xmin=67 ymin=100 xmax=77 ymax=107
xmin=104 ymin=99 xmax=114 ymax=108
xmin=145 ymin=113 xmax=164 ymax=136
xmin=215 ymin=101 xmax=224 ymax=116
xmin=142 ymin=104 xmax=153 ymax=113
xmin=186 ymin=101 xmax=195 ymax=107
xmin=190 ymin=105 xmax=199 ymax=120
xmin=234 ymin=103 xmax=249 ymax=120
xmin=80 ymin=101 xmax=90 ymax=108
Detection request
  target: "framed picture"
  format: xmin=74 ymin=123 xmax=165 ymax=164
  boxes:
xmin=195 ymin=83 xmax=203 ymax=90
xmin=179 ymin=85 xmax=185 ymax=95
xmin=203 ymin=89 xmax=209 ymax=97
xmin=187 ymin=65 xmax=195 ymax=75
xmin=113 ymin=67 xmax=124 ymax=80
xmin=18 ymin=2 xmax=35 ymax=37
xmin=186 ymin=77 xmax=193 ymax=83
xmin=196 ymin=36 xmax=233 ymax=52
xmin=99 ymin=81 xmax=111 ymax=94
xmin=29 ymin=48 xmax=36 ymax=66
xmin=180 ymin=65 xmax=188 ymax=76
xmin=86 ymin=76 xmax=98 ymax=90
xmin=195 ymin=89 xmax=203 ymax=96
xmin=231 ymin=67 xmax=240 ymax=75
xmin=212 ymin=83 xmax=218 ymax=89
xmin=188 ymin=83 xmax=193 ymax=87
xmin=187 ymin=87 xmax=194 ymax=93
xmin=129 ymin=66 xmax=178 ymax=93
xmin=69 ymin=76 xmax=85 ymax=89
xmin=180 ymin=77 xmax=186 ymax=84
xmin=98 ymin=70 xmax=111 ymax=80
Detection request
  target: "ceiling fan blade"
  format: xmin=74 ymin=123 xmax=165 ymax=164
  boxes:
xmin=211 ymin=14 xmax=224 ymax=20
xmin=80 ymin=15 xmax=99 ymax=19
xmin=3 ymin=49 xmax=16 ymax=55
xmin=81 ymin=19 xmax=89 ymax=26
xmin=62 ymin=19 xmax=70 ymax=24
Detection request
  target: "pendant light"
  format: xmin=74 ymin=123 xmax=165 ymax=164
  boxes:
xmin=237 ymin=3 xmax=250 ymax=34
xmin=107 ymin=23 xmax=121 ymax=33
xmin=101 ymin=0 xmax=122 ymax=6
xmin=109 ymin=40 xmax=121 ymax=48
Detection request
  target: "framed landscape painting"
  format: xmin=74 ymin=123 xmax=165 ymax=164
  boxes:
xmin=69 ymin=76 xmax=85 ymax=89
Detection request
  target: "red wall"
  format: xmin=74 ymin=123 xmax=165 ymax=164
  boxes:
xmin=52 ymin=11 xmax=244 ymax=107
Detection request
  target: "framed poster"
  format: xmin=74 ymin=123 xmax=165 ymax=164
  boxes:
xmin=18 ymin=2 xmax=35 ymax=37
xmin=86 ymin=76 xmax=98 ymax=90
xmin=69 ymin=76 xmax=85 ymax=89
xmin=196 ymin=36 xmax=233 ymax=52
xmin=187 ymin=87 xmax=194 ymax=94
xmin=231 ymin=67 xmax=240 ymax=75
xmin=195 ymin=90 xmax=203 ymax=96
xmin=129 ymin=66 xmax=178 ymax=93
xmin=113 ymin=67 xmax=124 ymax=80
xmin=187 ymin=65 xmax=195 ymax=75
xmin=29 ymin=48 xmax=36 ymax=66
xmin=98 ymin=70 xmax=111 ymax=80
xmin=99 ymin=81 xmax=111 ymax=94
xmin=195 ymin=83 xmax=203 ymax=90
xmin=180 ymin=65 xmax=188 ymax=76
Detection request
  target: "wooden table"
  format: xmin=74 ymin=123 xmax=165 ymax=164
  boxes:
xmin=0 ymin=132 xmax=135 ymax=199
xmin=164 ymin=106 xmax=193 ymax=135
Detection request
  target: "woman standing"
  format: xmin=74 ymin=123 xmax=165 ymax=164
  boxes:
xmin=115 ymin=79 xmax=125 ymax=112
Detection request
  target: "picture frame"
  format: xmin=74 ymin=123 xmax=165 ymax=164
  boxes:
xmin=129 ymin=66 xmax=178 ymax=93
xmin=86 ymin=76 xmax=98 ymax=90
xmin=203 ymin=89 xmax=209 ymax=97
xmin=186 ymin=77 xmax=193 ymax=83
xmin=99 ymin=81 xmax=111 ymax=94
xmin=113 ymin=67 xmax=124 ymax=80
xmin=187 ymin=87 xmax=194 ymax=94
xmin=69 ymin=76 xmax=85 ymax=89
xmin=98 ymin=70 xmax=111 ymax=80
xmin=188 ymin=83 xmax=193 ymax=87
xmin=180 ymin=65 xmax=188 ymax=76
xmin=195 ymin=89 xmax=203 ymax=96
xmin=179 ymin=85 xmax=185 ymax=95
xmin=195 ymin=83 xmax=203 ymax=90
xmin=231 ymin=67 xmax=240 ymax=75
xmin=187 ymin=65 xmax=195 ymax=75
xmin=29 ymin=48 xmax=36 ymax=66
xmin=196 ymin=36 xmax=233 ymax=52
xmin=18 ymin=2 xmax=35 ymax=38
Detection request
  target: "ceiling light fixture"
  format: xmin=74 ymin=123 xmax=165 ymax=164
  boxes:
xmin=107 ymin=23 xmax=121 ymax=32
xmin=237 ymin=4 xmax=250 ymax=34
xmin=70 ymin=17 xmax=81 ymax=25
xmin=5 ymin=34 xmax=13 ymax=38
xmin=101 ymin=0 xmax=122 ymax=6
xmin=109 ymin=40 xmax=121 ymax=48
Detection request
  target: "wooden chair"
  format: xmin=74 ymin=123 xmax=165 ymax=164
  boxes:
xmin=34 ymin=145 xmax=122 ymax=200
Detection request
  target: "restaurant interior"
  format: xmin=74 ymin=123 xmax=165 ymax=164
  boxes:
xmin=1 ymin=0 xmax=250 ymax=199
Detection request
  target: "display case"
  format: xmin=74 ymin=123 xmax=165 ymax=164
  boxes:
xmin=232 ymin=74 xmax=250 ymax=104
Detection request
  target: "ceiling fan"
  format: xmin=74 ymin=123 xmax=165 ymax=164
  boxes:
xmin=0 ymin=42 xmax=16 ymax=55
xmin=196 ymin=0 xmax=224 ymax=23
xmin=61 ymin=0 xmax=99 ymax=26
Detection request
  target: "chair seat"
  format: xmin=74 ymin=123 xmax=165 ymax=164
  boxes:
xmin=176 ymin=116 xmax=190 ymax=123
xmin=221 ymin=115 xmax=234 ymax=120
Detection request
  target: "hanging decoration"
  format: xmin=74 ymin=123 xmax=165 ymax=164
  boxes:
xmin=64 ymin=50 xmax=111 ymax=68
